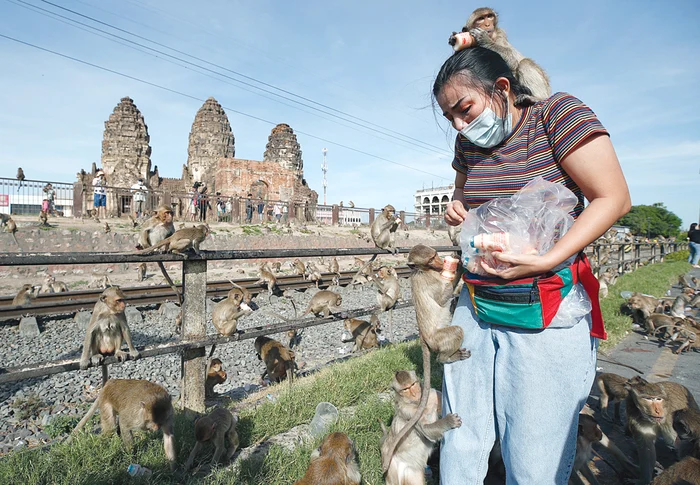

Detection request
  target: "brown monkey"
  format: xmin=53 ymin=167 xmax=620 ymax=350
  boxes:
xmin=293 ymin=258 xmax=306 ymax=278
xmin=103 ymin=222 xmax=110 ymax=233
xmin=301 ymin=290 xmax=343 ymax=318
xmin=625 ymin=376 xmax=700 ymax=484
xmin=226 ymin=279 xmax=253 ymax=305
xmin=5 ymin=217 xmax=20 ymax=247
xmin=669 ymin=293 xmax=690 ymax=318
xmin=12 ymin=284 xmax=34 ymax=306
xmin=670 ymin=325 xmax=697 ymax=354
xmin=254 ymin=336 xmax=296 ymax=384
xmin=184 ymin=407 xmax=239 ymax=472
xmin=255 ymin=263 xmax=279 ymax=297
xmin=137 ymin=262 xmax=147 ymax=282
xmin=341 ymin=315 xmax=381 ymax=352
xmin=205 ymin=358 xmax=227 ymax=398
xmin=453 ymin=8 xmax=551 ymax=104
xmin=70 ymin=379 xmax=176 ymax=469
xmin=41 ymin=275 xmax=68 ymax=293
xmin=136 ymin=205 xmax=182 ymax=302
xmin=16 ymin=167 xmax=25 ymax=190
xmin=306 ymin=261 xmax=323 ymax=288
xmin=571 ymin=413 xmax=639 ymax=485
xmin=88 ymin=274 xmax=112 ymax=289
xmin=628 ymin=293 xmax=661 ymax=328
xmin=212 ymin=288 xmax=252 ymax=336
xmin=79 ymin=287 xmax=140 ymax=369
xmin=294 ymin=432 xmax=361 ymax=485
xmin=329 ymin=256 xmax=340 ymax=275
xmin=0 ymin=213 xmax=11 ymax=228
xmin=447 ymin=224 xmax=462 ymax=247
xmin=39 ymin=210 xmax=48 ymax=227
xmin=370 ymin=266 xmax=400 ymax=341
xmin=649 ymin=408 xmax=700 ymax=484
xmin=380 ymin=370 xmax=462 ymax=483
xmin=371 ymin=204 xmax=400 ymax=254
xmin=136 ymin=224 xmax=209 ymax=257
xmin=408 ymin=245 xmax=469 ymax=363
xmin=595 ymin=372 xmax=629 ymax=423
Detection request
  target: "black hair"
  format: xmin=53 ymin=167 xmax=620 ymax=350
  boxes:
xmin=432 ymin=47 xmax=534 ymax=117
xmin=691 ymin=223 xmax=698 ymax=231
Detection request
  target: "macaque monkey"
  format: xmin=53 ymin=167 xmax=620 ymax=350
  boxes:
xmin=254 ymin=336 xmax=296 ymax=384
xmin=294 ymin=432 xmax=361 ymax=485
xmin=16 ymin=167 xmax=25 ymax=190
xmin=255 ymin=263 xmax=279 ymax=298
xmin=205 ymin=358 xmax=227 ymax=398
xmin=0 ymin=213 xmax=11 ymax=228
xmin=88 ymin=274 xmax=112 ymax=289
xmin=595 ymin=373 xmax=629 ymax=423
xmin=380 ymin=370 xmax=462 ymax=481
xmin=371 ymin=204 xmax=400 ymax=254
xmin=649 ymin=408 xmax=700 ymax=484
xmin=450 ymin=8 xmax=551 ymax=105
xmin=70 ymin=379 xmax=176 ymax=469
xmin=212 ymin=288 xmax=252 ymax=336
xmin=570 ymin=413 xmax=639 ymax=485
xmin=341 ymin=314 xmax=381 ymax=352
xmin=79 ymin=287 xmax=140 ymax=370
xmin=370 ymin=266 xmax=400 ymax=341
xmin=447 ymin=224 xmax=462 ymax=247
xmin=670 ymin=293 xmax=690 ymax=318
xmin=408 ymin=245 xmax=469 ymax=363
xmin=293 ymin=258 xmax=306 ymax=279
xmin=351 ymin=256 xmax=375 ymax=287
xmin=625 ymin=376 xmax=700 ymax=484
xmin=12 ymin=284 xmax=34 ymax=306
xmin=5 ymin=217 xmax=20 ymax=247
xmin=226 ymin=279 xmax=253 ymax=305
xmin=306 ymin=262 xmax=322 ymax=288
xmin=270 ymin=261 xmax=282 ymax=272
xmin=670 ymin=325 xmax=697 ymax=354
xmin=184 ymin=407 xmax=239 ymax=472
xmin=136 ymin=206 xmax=182 ymax=301
xmin=137 ymin=263 xmax=147 ymax=282
xmin=301 ymin=290 xmax=343 ymax=318
xmin=136 ymin=224 xmax=209 ymax=257
xmin=627 ymin=293 xmax=661 ymax=329
xmin=39 ymin=210 xmax=48 ymax=227
xmin=103 ymin=222 xmax=110 ymax=233
xmin=329 ymin=257 xmax=340 ymax=275
xmin=127 ymin=214 xmax=138 ymax=227
xmin=40 ymin=275 xmax=68 ymax=294
xmin=597 ymin=268 xmax=618 ymax=299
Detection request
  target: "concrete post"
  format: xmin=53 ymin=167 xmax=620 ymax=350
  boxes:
xmin=232 ymin=197 xmax=241 ymax=224
xmin=331 ymin=204 xmax=339 ymax=225
xmin=425 ymin=214 xmax=431 ymax=228
xmin=180 ymin=259 xmax=207 ymax=413
xmin=369 ymin=208 xmax=375 ymax=226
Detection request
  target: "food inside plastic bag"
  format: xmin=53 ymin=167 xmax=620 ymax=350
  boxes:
xmin=459 ymin=177 xmax=578 ymax=274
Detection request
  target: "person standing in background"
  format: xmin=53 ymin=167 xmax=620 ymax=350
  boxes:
xmin=92 ymin=170 xmax=107 ymax=219
xmin=688 ymin=222 xmax=700 ymax=268
xmin=131 ymin=178 xmax=147 ymax=218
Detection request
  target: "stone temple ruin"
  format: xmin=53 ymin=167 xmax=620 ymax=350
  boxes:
xmin=76 ymin=96 xmax=317 ymax=219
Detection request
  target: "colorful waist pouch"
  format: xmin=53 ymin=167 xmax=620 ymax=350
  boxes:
xmin=463 ymin=253 xmax=606 ymax=339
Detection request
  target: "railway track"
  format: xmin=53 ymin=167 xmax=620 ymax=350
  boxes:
xmin=0 ymin=267 xmax=412 ymax=321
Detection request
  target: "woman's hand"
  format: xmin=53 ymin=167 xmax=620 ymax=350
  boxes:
xmin=479 ymin=252 xmax=555 ymax=280
xmin=445 ymin=200 xmax=468 ymax=226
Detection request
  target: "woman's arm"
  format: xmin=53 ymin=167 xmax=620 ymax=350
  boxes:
xmin=445 ymin=170 xmax=469 ymax=226
xmin=482 ymin=134 xmax=631 ymax=279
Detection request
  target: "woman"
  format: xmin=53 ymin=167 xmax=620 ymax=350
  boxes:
xmin=688 ymin=222 xmax=700 ymax=268
xmin=434 ymin=47 xmax=631 ymax=484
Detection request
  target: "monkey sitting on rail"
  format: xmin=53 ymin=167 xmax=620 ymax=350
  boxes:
xmin=136 ymin=224 xmax=209 ymax=257
xmin=79 ymin=287 xmax=140 ymax=370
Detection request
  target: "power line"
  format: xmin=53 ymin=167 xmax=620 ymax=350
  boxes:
xmin=32 ymin=0 xmax=452 ymax=156
xmin=0 ymin=33 xmax=452 ymax=182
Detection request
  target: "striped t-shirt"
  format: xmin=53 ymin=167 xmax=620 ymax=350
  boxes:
xmin=452 ymin=92 xmax=608 ymax=218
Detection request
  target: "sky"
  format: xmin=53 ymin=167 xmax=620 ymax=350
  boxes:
xmin=0 ymin=0 xmax=699 ymax=226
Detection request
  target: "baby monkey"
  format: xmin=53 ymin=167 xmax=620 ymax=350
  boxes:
xmin=205 ymin=358 xmax=227 ymax=398
xmin=184 ymin=407 xmax=239 ymax=472
xmin=294 ymin=432 xmax=361 ymax=485
xmin=254 ymin=336 xmax=297 ymax=384
xmin=341 ymin=315 xmax=381 ymax=352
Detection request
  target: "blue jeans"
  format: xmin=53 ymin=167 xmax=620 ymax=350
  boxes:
xmin=689 ymin=241 xmax=700 ymax=265
xmin=440 ymin=290 xmax=597 ymax=485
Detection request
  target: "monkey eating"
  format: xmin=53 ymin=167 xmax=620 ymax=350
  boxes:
xmin=371 ymin=204 xmax=401 ymax=254
xmin=136 ymin=224 xmax=209 ymax=257
xmin=212 ymin=287 xmax=252 ymax=336
xmin=70 ymin=379 xmax=176 ymax=470
xmin=12 ymin=284 xmax=35 ymax=306
xmin=380 ymin=370 xmax=462 ymax=483
xmin=369 ymin=265 xmax=400 ymax=342
xmin=79 ymin=286 xmax=140 ymax=370
xmin=341 ymin=314 xmax=381 ymax=353
xmin=449 ymin=7 xmax=551 ymax=105
xmin=184 ymin=407 xmax=239 ymax=472
xmin=4 ymin=217 xmax=20 ymax=247
xmin=294 ymin=432 xmax=361 ymax=485
xmin=255 ymin=263 xmax=280 ymax=299
xmin=625 ymin=376 xmax=700 ymax=484
xmin=205 ymin=358 xmax=227 ymax=398
xmin=254 ymin=336 xmax=296 ymax=384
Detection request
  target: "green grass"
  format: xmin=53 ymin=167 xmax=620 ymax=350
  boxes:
xmin=0 ymin=259 xmax=690 ymax=484
xmin=241 ymin=225 xmax=263 ymax=236
xmin=599 ymin=259 xmax=690 ymax=350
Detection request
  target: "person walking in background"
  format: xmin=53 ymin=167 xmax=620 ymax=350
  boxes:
xmin=688 ymin=222 xmax=700 ymax=268
xmin=245 ymin=193 xmax=254 ymax=224
xmin=256 ymin=197 xmax=264 ymax=223
xmin=130 ymin=178 xmax=147 ymax=218
xmin=42 ymin=183 xmax=55 ymax=216
xmin=273 ymin=202 xmax=282 ymax=223
xmin=92 ymin=170 xmax=107 ymax=219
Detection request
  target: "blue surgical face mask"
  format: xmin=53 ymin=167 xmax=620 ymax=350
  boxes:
xmin=459 ymin=90 xmax=513 ymax=148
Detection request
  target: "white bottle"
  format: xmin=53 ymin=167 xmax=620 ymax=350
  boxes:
xmin=127 ymin=464 xmax=152 ymax=477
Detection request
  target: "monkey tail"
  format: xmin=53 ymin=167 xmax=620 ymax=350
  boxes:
xmin=65 ymin=396 xmax=101 ymax=444
xmin=381 ymin=337 xmax=431 ymax=473
xmin=11 ymin=233 xmax=21 ymax=249
xmin=157 ymin=262 xmax=182 ymax=305
xmin=351 ymin=254 xmax=378 ymax=285
xmin=596 ymin=353 xmax=644 ymax=374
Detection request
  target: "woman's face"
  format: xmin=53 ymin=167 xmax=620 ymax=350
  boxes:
xmin=437 ymin=76 xmax=510 ymax=132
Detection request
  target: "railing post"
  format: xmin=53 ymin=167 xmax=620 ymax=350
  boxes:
xmin=634 ymin=243 xmax=640 ymax=270
xmin=368 ymin=208 xmax=375 ymax=226
xmin=618 ymin=244 xmax=624 ymax=274
xmin=180 ymin=259 xmax=207 ymax=413
xmin=331 ymin=204 xmax=339 ymax=225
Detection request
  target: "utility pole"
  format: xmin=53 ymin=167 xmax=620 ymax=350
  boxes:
xmin=321 ymin=148 xmax=328 ymax=205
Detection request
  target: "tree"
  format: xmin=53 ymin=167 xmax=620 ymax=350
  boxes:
xmin=617 ymin=203 xmax=682 ymax=238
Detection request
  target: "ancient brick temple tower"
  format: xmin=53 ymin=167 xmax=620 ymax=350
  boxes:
xmin=184 ymin=97 xmax=235 ymax=190
xmin=99 ymin=97 xmax=154 ymax=216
